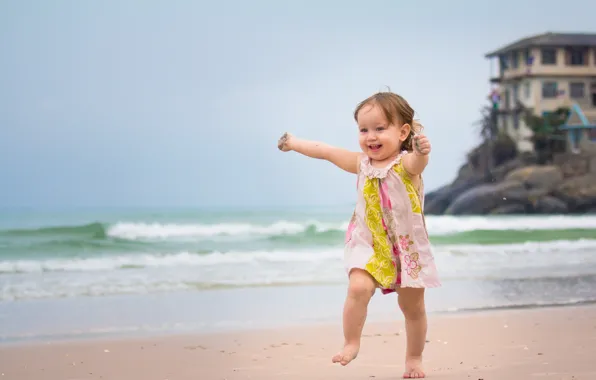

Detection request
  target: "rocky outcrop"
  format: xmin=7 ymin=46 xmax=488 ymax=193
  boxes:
xmin=444 ymin=181 xmax=526 ymax=215
xmin=553 ymin=174 xmax=596 ymax=212
xmin=504 ymin=165 xmax=563 ymax=191
xmin=425 ymin=152 xmax=596 ymax=215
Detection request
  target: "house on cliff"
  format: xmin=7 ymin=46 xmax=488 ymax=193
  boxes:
xmin=486 ymin=32 xmax=596 ymax=153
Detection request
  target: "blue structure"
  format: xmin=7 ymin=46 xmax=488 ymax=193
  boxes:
xmin=558 ymin=103 xmax=596 ymax=153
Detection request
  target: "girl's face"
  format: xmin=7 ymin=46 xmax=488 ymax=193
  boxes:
xmin=356 ymin=103 xmax=410 ymax=164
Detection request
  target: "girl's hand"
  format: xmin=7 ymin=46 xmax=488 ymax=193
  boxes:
xmin=413 ymin=134 xmax=431 ymax=156
xmin=278 ymin=132 xmax=294 ymax=152
xmin=276 ymin=132 xmax=360 ymax=174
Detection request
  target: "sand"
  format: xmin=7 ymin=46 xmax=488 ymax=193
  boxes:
xmin=1 ymin=305 xmax=596 ymax=380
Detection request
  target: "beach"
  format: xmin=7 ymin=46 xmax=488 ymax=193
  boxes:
xmin=1 ymin=305 xmax=595 ymax=379
xmin=2 ymin=209 xmax=596 ymax=378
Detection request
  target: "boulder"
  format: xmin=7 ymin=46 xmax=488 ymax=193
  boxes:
xmin=453 ymin=162 xmax=476 ymax=184
xmin=505 ymin=165 xmax=563 ymax=191
xmin=424 ymin=176 xmax=486 ymax=215
xmin=424 ymin=184 xmax=450 ymax=206
xmin=553 ymin=153 xmax=591 ymax=178
xmin=532 ymin=196 xmax=569 ymax=214
xmin=489 ymin=156 xmax=533 ymax=182
xmin=553 ymin=174 xmax=596 ymax=212
xmin=490 ymin=204 xmax=527 ymax=214
xmin=444 ymin=181 xmax=525 ymax=215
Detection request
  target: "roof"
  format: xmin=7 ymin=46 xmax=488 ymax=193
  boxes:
xmin=559 ymin=103 xmax=596 ymax=130
xmin=485 ymin=32 xmax=596 ymax=57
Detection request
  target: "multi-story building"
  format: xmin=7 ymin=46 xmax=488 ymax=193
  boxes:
xmin=486 ymin=32 xmax=596 ymax=152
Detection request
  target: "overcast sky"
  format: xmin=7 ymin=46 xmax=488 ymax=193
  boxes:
xmin=1 ymin=0 xmax=595 ymax=209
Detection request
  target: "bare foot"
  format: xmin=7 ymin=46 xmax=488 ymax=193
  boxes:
xmin=331 ymin=343 xmax=359 ymax=366
xmin=403 ymin=356 xmax=425 ymax=378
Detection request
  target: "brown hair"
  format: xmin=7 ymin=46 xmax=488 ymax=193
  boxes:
xmin=353 ymin=91 xmax=422 ymax=152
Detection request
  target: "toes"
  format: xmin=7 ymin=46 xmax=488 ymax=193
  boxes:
xmin=332 ymin=353 xmax=351 ymax=365
xmin=339 ymin=355 xmax=350 ymax=366
xmin=403 ymin=371 xmax=425 ymax=379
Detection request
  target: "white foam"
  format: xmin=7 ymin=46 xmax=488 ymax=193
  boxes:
xmin=2 ymin=239 xmax=596 ymax=275
xmin=0 ymin=249 xmax=342 ymax=274
xmin=106 ymin=220 xmax=350 ymax=240
xmin=425 ymin=215 xmax=596 ymax=235
xmin=3 ymin=236 xmax=596 ymax=301
xmin=104 ymin=215 xmax=596 ymax=241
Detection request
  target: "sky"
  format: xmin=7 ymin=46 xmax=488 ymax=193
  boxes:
xmin=1 ymin=0 xmax=596 ymax=209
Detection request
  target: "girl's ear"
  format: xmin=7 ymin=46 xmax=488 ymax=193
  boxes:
xmin=399 ymin=123 xmax=411 ymax=142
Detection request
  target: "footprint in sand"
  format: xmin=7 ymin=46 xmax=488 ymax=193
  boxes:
xmin=184 ymin=345 xmax=207 ymax=350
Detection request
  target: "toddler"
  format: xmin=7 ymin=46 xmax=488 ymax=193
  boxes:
xmin=277 ymin=91 xmax=441 ymax=378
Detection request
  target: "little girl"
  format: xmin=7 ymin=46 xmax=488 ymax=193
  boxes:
xmin=277 ymin=91 xmax=441 ymax=378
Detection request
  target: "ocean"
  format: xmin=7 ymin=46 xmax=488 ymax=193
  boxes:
xmin=1 ymin=207 xmax=596 ymax=343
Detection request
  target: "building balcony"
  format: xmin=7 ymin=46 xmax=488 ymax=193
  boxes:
xmin=500 ymin=64 xmax=596 ymax=81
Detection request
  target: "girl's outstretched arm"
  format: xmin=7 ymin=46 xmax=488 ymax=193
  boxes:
xmin=278 ymin=132 xmax=361 ymax=174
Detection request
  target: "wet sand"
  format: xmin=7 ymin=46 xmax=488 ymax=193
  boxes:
xmin=1 ymin=305 xmax=596 ymax=379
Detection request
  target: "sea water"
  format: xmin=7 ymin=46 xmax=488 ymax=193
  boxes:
xmin=1 ymin=207 xmax=596 ymax=342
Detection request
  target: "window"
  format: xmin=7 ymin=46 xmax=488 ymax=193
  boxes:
xmin=499 ymin=55 xmax=509 ymax=70
xmin=566 ymin=47 xmax=587 ymax=66
xmin=542 ymin=82 xmax=558 ymax=98
xmin=511 ymin=51 xmax=519 ymax=68
xmin=513 ymin=113 xmax=520 ymax=130
xmin=541 ymin=48 xmax=557 ymax=64
xmin=570 ymin=82 xmax=585 ymax=98
xmin=524 ymin=82 xmax=531 ymax=99
xmin=590 ymin=128 xmax=596 ymax=142
xmin=524 ymin=49 xmax=531 ymax=65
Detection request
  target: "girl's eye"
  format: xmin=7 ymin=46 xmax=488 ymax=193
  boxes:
xmin=376 ymin=127 xmax=385 ymax=132
xmin=360 ymin=129 xmax=367 ymax=133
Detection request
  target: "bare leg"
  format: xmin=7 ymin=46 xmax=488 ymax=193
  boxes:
xmin=332 ymin=269 xmax=376 ymax=366
xmin=397 ymin=287 xmax=427 ymax=378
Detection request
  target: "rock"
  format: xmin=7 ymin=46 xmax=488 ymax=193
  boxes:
xmin=490 ymin=204 xmax=527 ymax=214
xmin=505 ymin=165 xmax=563 ymax=191
xmin=424 ymin=184 xmax=450 ymax=206
xmin=424 ymin=176 xmax=486 ymax=215
xmin=453 ymin=163 xmax=476 ymax=184
xmin=553 ymin=152 xmax=591 ymax=178
xmin=532 ymin=196 xmax=569 ymax=214
xmin=553 ymin=174 xmax=596 ymax=212
xmin=444 ymin=181 xmax=525 ymax=215
xmin=489 ymin=156 xmax=532 ymax=182
xmin=424 ymin=187 xmax=452 ymax=215
xmin=518 ymin=151 xmax=540 ymax=165
xmin=425 ymin=141 xmax=596 ymax=215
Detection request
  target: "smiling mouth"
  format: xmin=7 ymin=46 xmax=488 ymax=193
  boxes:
xmin=369 ymin=144 xmax=382 ymax=151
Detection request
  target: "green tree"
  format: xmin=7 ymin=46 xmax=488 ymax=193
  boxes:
xmin=469 ymin=104 xmax=517 ymax=177
xmin=521 ymin=104 xmax=569 ymax=164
